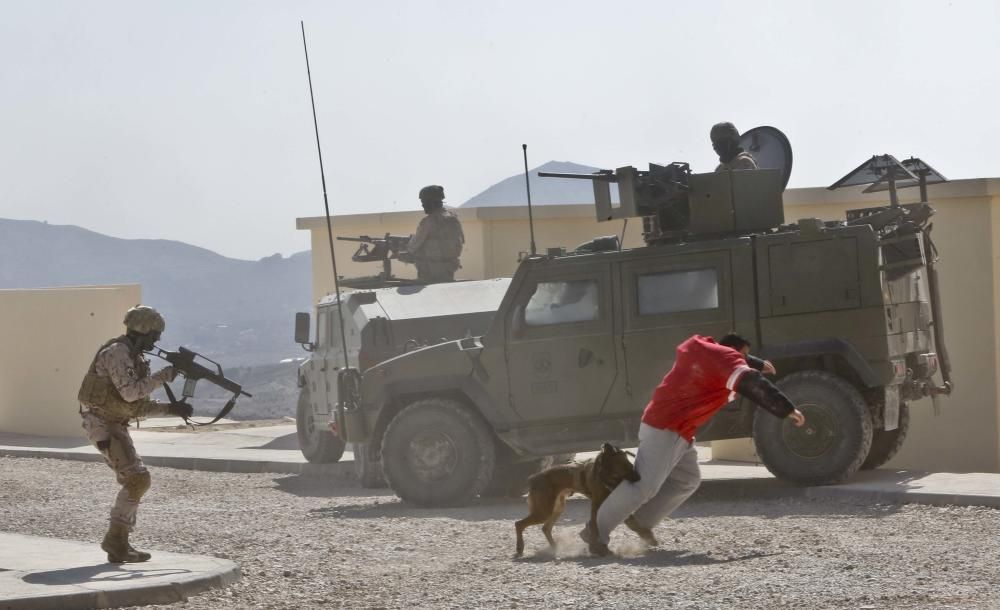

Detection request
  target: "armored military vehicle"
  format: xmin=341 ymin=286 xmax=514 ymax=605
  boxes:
xmin=335 ymin=128 xmax=954 ymax=507
xmin=293 ymin=278 xmax=511 ymax=485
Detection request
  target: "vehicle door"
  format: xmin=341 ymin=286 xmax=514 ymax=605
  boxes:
xmin=617 ymin=250 xmax=736 ymax=415
xmin=309 ymin=306 xmax=335 ymax=415
xmin=505 ymin=263 xmax=619 ymax=423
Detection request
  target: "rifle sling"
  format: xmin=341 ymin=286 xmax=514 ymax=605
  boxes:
xmin=163 ymin=384 xmax=239 ymax=427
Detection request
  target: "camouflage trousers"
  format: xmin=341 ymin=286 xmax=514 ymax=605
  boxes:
xmin=416 ymin=259 xmax=459 ymax=283
xmin=81 ymin=411 xmax=150 ymax=531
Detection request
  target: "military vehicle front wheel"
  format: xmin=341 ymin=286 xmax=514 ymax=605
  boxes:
xmin=381 ymin=398 xmax=496 ymax=507
xmin=861 ymin=402 xmax=910 ymax=470
xmin=296 ymin=389 xmax=346 ymax=463
xmin=753 ymin=371 xmax=873 ymax=486
xmin=353 ymin=442 xmax=387 ymax=488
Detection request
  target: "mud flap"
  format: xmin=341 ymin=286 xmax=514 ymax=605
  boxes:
xmin=884 ymin=385 xmax=900 ymax=431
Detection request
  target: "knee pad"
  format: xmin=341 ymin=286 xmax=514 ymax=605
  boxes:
xmin=125 ymin=471 xmax=151 ymax=500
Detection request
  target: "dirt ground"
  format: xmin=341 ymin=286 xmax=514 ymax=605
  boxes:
xmin=2 ymin=456 xmax=999 ymax=609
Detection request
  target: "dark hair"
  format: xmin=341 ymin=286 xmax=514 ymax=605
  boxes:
xmin=718 ymin=333 xmax=751 ymax=351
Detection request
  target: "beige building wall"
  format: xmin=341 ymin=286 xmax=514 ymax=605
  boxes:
xmin=0 ymin=284 xmax=141 ymax=437
xmin=298 ymin=178 xmax=1000 ymax=473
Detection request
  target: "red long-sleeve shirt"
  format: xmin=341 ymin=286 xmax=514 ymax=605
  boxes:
xmin=641 ymin=335 xmax=753 ymax=442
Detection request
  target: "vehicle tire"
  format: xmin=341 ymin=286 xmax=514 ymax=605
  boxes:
xmin=482 ymin=451 xmax=576 ymax=498
xmin=752 ymin=370 xmax=872 ymax=486
xmin=296 ymin=389 xmax=346 ymax=464
xmin=483 ymin=456 xmax=550 ymax=498
xmin=381 ymin=397 xmax=495 ymax=507
xmin=861 ymin=402 xmax=910 ymax=470
xmin=353 ymin=442 xmax=387 ymax=488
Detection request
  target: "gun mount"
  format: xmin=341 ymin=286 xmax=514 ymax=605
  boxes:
xmin=336 ymin=234 xmax=422 ymax=289
xmin=539 ymin=126 xmax=793 ymax=245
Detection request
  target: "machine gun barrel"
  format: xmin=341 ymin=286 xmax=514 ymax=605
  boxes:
xmin=538 ymin=170 xmax=618 ymax=182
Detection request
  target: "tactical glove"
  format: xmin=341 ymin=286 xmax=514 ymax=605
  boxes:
xmin=156 ymin=366 xmax=178 ymax=383
xmin=168 ymin=401 xmax=193 ymax=419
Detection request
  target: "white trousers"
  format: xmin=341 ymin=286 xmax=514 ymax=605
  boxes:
xmin=595 ymin=423 xmax=702 ymax=544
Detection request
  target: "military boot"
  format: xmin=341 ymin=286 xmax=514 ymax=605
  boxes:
xmin=101 ymin=522 xmax=151 ymax=563
xmin=624 ymin=515 xmax=660 ymax=547
xmin=578 ymin=522 xmax=611 ymax=557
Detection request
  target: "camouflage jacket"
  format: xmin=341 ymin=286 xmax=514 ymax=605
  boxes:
xmin=408 ymin=207 xmax=464 ymax=263
xmin=78 ymin=336 xmax=171 ymax=422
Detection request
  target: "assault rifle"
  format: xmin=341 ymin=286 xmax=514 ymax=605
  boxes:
xmin=149 ymin=346 xmax=252 ymax=426
xmin=336 ymin=233 xmax=419 ymax=289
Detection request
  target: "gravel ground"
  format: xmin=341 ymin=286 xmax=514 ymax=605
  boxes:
xmin=2 ymin=456 xmax=999 ymax=610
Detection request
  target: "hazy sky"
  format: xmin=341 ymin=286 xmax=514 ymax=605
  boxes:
xmin=2 ymin=1 xmax=998 ymax=260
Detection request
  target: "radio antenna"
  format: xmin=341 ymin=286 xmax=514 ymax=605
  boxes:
xmin=301 ymin=21 xmax=350 ymax=370
xmin=522 ymin=144 xmax=537 ymax=256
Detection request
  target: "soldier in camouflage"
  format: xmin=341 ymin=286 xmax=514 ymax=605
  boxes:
xmin=78 ymin=305 xmax=192 ymax=563
xmin=403 ymin=184 xmax=465 ymax=283
xmin=711 ymin=122 xmax=758 ymax=171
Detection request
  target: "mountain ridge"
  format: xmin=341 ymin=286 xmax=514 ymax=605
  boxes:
xmin=0 ymin=218 xmax=311 ymax=365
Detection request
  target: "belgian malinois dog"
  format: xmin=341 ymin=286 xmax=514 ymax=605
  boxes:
xmin=515 ymin=443 xmax=640 ymax=556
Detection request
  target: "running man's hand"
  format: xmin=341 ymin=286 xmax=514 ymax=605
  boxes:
xmin=788 ymin=409 xmax=806 ymax=427
xmin=762 ymin=360 xmax=776 ymax=375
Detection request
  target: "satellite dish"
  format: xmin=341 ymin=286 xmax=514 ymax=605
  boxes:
xmin=740 ymin=126 xmax=793 ymax=190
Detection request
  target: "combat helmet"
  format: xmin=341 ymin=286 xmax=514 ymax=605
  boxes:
xmin=418 ymin=185 xmax=445 ymax=202
xmin=123 ymin=305 xmax=165 ymax=334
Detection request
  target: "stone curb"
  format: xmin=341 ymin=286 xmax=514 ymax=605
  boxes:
xmin=693 ymin=476 xmax=1000 ymax=509
xmin=4 ymin=448 xmax=999 ymax=510
xmin=0 ymin=554 xmax=240 ymax=610
xmin=0 ymin=447 xmax=355 ymax=479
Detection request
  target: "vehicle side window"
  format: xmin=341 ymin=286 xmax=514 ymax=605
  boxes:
xmin=637 ymin=269 xmax=719 ymax=315
xmin=317 ymin=309 xmax=329 ymax=347
xmin=525 ymin=280 xmax=599 ymax=326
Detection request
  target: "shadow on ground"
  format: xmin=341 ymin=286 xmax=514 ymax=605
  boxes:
xmin=287 ymin=474 xmax=906 ymax=522
xmin=249 ymin=433 xmax=300 ymax=451
xmin=515 ymin=547 xmax=782 ymax=567
xmin=22 ymin=563 xmax=192 ymax=585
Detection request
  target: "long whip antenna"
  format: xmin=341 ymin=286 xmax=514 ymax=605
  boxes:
xmin=301 ymin=21 xmax=350 ymax=370
xmin=522 ymin=144 xmax=537 ymax=256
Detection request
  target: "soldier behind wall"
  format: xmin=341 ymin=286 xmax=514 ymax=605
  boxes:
xmin=401 ymin=184 xmax=464 ymax=283
xmin=711 ymin=122 xmax=758 ymax=171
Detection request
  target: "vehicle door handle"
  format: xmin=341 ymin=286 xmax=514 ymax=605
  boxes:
xmin=578 ymin=348 xmax=594 ymax=368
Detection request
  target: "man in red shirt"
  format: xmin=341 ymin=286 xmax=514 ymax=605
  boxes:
xmin=582 ymin=333 xmax=806 ymax=556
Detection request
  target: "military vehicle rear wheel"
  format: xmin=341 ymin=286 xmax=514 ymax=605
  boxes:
xmin=381 ymin=398 xmax=495 ymax=507
xmin=353 ymin=442 xmax=387 ymax=488
xmin=753 ymin=371 xmax=873 ymax=486
xmin=296 ymin=389 xmax=346 ymax=463
xmin=861 ymin=402 xmax=910 ymax=470
xmin=483 ymin=456 xmax=550 ymax=498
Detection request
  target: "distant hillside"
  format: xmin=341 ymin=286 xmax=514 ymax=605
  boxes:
xmin=462 ymin=160 xmax=618 ymax=207
xmin=0 ymin=219 xmax=311 ymax=366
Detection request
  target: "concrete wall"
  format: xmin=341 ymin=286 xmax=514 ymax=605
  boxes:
xmin=0 ymin=285 xmax=141 ymax=437
xmin=298 ymin=178 xmax=1000 ymax=473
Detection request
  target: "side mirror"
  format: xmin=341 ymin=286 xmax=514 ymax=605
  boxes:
xmin=294 ymin=312 xmax=314 ymax=350
xmin=511 ymin=304 xmax=526 ymax=339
